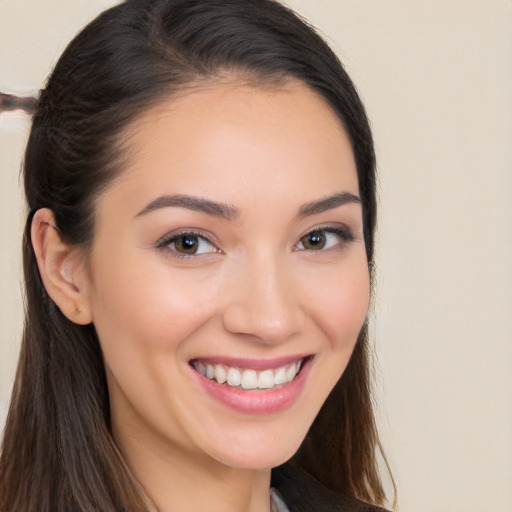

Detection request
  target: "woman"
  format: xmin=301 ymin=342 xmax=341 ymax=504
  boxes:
xmin=0 ymin=0 xmax=392 ymax=510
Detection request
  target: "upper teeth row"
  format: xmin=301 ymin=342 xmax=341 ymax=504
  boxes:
xmin=193 ymin=360 xmax=303 ymax=390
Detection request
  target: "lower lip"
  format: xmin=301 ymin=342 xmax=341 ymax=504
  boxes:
xmin=191 ymin=359 xmax=311 ymax=415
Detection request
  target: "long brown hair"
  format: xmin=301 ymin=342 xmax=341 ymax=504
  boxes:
xmin=0 ymin=0 xmax=392 ymax=510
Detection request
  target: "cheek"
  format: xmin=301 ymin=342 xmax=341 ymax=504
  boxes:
xmin=88 ymin=256 xmax=221 ymax=361
xmin=305 ymin=256 xmax=370 ymax=349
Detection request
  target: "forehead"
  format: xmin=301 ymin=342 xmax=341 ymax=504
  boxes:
xmin=103 ymin=79 xmax=358 ymax=214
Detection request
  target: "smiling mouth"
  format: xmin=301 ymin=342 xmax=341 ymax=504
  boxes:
xmin=191 ymin=357 xmax=310 ymax=391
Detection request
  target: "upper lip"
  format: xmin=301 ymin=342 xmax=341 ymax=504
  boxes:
xmin=189 ymin=354 xmax=312 ymax=370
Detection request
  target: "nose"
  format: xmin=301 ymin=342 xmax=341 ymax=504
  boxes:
xmin=221 ymin=254 xmax=305 ymax=344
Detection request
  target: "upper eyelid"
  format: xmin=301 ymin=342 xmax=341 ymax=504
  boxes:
xmin=155 ymin=229 xmax=219 ymax=248
xmin=299 ymin=223 xmax=354 ymax=238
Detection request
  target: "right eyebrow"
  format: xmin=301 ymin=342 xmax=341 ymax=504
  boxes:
xmin=134 ymin=194 xmax=240 ymax=221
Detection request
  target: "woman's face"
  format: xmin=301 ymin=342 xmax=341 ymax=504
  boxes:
xmin=83 ymin=80 xmax=369 ymax=471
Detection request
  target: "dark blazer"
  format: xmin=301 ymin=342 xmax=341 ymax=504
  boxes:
xmin=271 ymin=464 xmax=388 ymax=512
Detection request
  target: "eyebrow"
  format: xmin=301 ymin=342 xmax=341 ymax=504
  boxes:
xmin=297 ymin=192 xmax=361 ymax=217
xmin=135 ymin=191 xmax=361 ymax=220
xmin=135 ymin=194 xmax=239 ymax=220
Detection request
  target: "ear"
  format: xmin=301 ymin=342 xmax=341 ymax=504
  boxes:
xmin=31 ymin=208 xmax=93 ymax=325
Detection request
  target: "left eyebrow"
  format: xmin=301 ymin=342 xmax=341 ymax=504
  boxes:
xmin=297 ymin=192 xmax=361 ymax=217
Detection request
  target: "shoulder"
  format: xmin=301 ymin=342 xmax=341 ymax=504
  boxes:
xmin=271 ymin=463 xmax=388 ymax=512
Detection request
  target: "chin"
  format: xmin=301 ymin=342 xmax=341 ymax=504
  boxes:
xmin=202 ymin=424 xmax=308 ymax=470
xmin=216 ymin=447 xmax=299 ymax=470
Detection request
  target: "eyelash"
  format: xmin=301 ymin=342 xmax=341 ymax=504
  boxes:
xmin=155 ymin=225 xmax=354 ymax=259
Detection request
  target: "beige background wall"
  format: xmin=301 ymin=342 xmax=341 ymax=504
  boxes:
xmin=1 ymin=1 xmax=511 ymax=511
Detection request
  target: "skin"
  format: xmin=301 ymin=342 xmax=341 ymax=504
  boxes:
xmin=32 ymin=79 xmax=370 ymax=512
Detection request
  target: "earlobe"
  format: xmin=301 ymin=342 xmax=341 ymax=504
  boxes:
xmin=31 ymin=208 xmax=93 ymax=325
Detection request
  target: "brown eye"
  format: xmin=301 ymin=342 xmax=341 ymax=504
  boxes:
xmin=157 ymin=232 xmax=218 ymax=256
xmin=174 ymin=234 xmax=200 ymax=254
xmin=296 ymin=227 xmax=354 ymax=252
xmin=300 ymin=231 xmax=326 ymax=250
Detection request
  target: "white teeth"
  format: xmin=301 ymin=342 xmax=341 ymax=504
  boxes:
xmin=241 ymin=369 xmax=258 ymax=390
xmin=257 ymin=369 xmax=274 ymax=389
xmin=194 ymin=359 xmax=305 ymax=390
xmin=214 ymin=364 xmax=227 ymax=384
xmin=274 ymin=367 xmax=287 ymax=385
xmin=286 ymin=364 xmax=297 ymax=382
xmin=227 ymin=367 xmax=241 ymax=386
